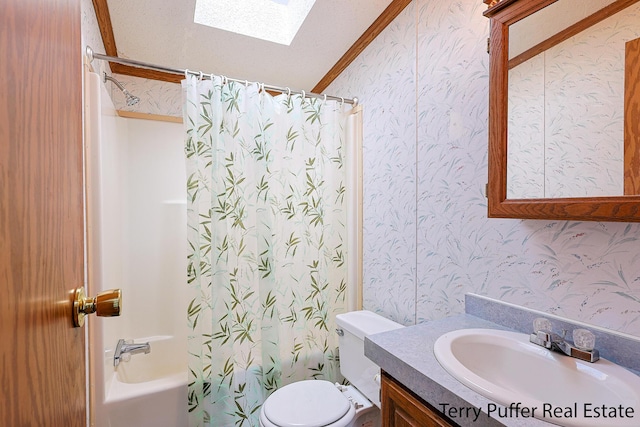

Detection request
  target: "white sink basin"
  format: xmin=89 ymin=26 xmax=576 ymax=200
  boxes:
xmin=434 ymin=328 xmax=640 ymax=426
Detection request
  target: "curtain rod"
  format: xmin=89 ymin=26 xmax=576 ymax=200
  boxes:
xmin=86 ymin=46 xmax=358 ymax=106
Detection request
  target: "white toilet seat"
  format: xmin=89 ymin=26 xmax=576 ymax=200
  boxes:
xmin=259 ymin=380 xmax=356 ymax=427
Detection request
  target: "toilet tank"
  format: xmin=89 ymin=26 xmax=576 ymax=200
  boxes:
xmin=335 ymin=310 xmax=403 ymax=408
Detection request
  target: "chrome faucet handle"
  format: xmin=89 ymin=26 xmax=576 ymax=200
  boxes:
xmin=529 ymin=318 xmax=599 ymax=362
xmin=533 ymin=317 xmax=552 ymax=333
xmin=530 ymin=318 xmax=554 ymax=348
xmin=530 ymin=330 xmax=552 ymax=348
xmin=573 ymin=329 xmax=596 ymax=351
xmin=567 ymin=329 xmax=600 ymax=363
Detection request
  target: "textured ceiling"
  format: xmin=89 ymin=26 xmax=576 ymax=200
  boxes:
xmin=106 ymin=0 xmax=393 ymax=91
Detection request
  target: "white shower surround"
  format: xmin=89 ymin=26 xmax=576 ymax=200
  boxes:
xmin=84 ymin=68 xmax=188 ymax=426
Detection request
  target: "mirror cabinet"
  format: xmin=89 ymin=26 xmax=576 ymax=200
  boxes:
xmin=484 ymin=0 xmax=640 ymax=221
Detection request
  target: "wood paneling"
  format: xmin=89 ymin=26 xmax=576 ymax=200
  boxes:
xmin=110 ymin=63 xmax=184 ymax=84
xmin=117 ymin=110 xmax=183 ymax=123
xmin=625 ymin=37 xmax=640 ymax=195
xmin=92 ymin=0 xmax=118 ymax=56
xmin=0 ymin=0 xmax=85 ymax=425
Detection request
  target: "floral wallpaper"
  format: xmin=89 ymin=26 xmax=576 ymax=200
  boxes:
xmin=327 ymin=2 xmax=418 ymax=326
xmin=84 ymin=0 xmax=640 ymax=338
xmin=109 ymin=75 xmax=182 ymax=117
xmin=327 ymin=0 xmax=640 ymax=337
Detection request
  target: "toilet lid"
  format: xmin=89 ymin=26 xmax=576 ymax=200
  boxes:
xmin=263 ymin=380 xmax=351 ymax=427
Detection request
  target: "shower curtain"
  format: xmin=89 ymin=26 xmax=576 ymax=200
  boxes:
xmin=183 ymin=75 xmax=356 ymax=427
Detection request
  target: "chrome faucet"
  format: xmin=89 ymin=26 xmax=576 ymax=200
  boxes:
xmin=529 ymin=318 xmax=599 ymax=363
xmin=114 ymin=339 xmax=151 ymax=366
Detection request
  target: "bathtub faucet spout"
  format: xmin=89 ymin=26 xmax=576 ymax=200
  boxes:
xmin=114 ymin=339 xmax=151 ymax=366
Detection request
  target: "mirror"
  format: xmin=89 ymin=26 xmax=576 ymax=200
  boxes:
xmin=508 ymin=0 xmax=640 ymax=199
xmin=485 ymin=0 xmax=640 ymax=221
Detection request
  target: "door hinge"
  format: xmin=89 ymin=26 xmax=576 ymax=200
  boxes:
xmin=487 ymin=37 xmax=490 ymax=54
xmin=485 ymin=183 xmax=489 ymax=198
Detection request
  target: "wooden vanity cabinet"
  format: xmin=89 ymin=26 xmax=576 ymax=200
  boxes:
xmin=381 ymin=372 xmax=456 ymax=427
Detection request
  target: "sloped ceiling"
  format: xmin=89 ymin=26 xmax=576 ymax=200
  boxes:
xmin=104 ymin=0 xmax=398 ymax=91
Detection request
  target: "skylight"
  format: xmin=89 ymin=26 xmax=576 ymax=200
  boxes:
xmin=194 ymin=0 xmax=316 ymax=46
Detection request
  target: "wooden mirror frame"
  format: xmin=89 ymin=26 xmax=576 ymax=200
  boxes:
xmin=484 ymin=0 xmax=640 ymax=222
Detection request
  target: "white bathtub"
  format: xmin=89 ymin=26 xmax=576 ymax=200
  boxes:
xmin=104 ymin=336 xmax=187 ymax=427
xmin=105 ymin=373 xmax=187 ymax=426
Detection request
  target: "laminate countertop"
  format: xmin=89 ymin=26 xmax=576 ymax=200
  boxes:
xmin=366 ymin=313 xmax=610 ymax=427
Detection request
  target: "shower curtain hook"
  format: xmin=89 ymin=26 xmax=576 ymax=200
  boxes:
xmin=259 ymin=82 xmax=264 ymax=93
xmin=198 ymin=71 xmax=203 ymax=81
xmin=184 ymin=69 xmax=190 ymax=79
xmin=301 ymin=90 xmax=305 ymax=101
xmin=210 ymin=73 xmax=215 ymax=81
xmin=285 ymin=87 xmax=291 ymax=97
xmin=340 ymin=97 xmax=344 ymax=106
xmin=244 ymin=80 xmax=249 ymax=87
xmin=323 ymin=94 xmax=327 ymax=103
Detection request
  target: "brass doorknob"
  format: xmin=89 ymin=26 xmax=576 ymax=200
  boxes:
xmin=73 ymin=287 xmax=122 ymax=327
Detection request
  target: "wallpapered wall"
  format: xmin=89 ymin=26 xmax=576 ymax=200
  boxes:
xmin=326 ymin=1 xmax=640 ymax=336
xmin=83 ymin=0 xmax=640 ymax=337
xmin=81 ymin=0 xmax=183 ymax=118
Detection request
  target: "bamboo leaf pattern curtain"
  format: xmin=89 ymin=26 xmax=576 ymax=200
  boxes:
xmin=182 ymin=75 xmax=350 ymax=427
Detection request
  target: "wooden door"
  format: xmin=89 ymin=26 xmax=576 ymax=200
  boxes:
xmin=0 ymin=0 xmax=86 ymax=425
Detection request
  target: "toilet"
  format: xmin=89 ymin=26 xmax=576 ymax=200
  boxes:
xmin=259 ymin=310 xmax=404 ymax=427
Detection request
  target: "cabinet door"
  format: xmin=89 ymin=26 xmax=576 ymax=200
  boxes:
xmin=381 ymin=372 xmax=454 ymax=427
